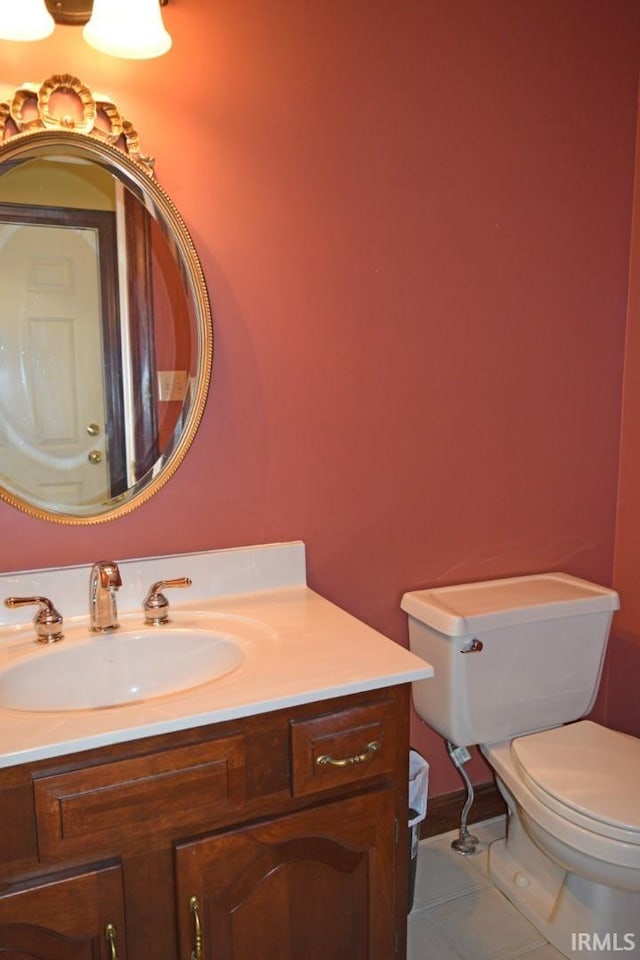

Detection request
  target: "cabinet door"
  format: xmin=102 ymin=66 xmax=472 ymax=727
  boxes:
xmin=175 ymin=790 xmax=396 ymax=960
xmin=0 ymin=862 xmax=126 ymax=959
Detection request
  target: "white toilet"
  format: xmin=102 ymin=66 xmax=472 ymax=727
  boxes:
xmin=401 ymin=572 xmax=640 ymax=959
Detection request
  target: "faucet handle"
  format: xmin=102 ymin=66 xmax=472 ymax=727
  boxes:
xmin=4 ymin=596 xmax=64 ymax=644
xmin=143 ymin=578 xmax=192 ymax=625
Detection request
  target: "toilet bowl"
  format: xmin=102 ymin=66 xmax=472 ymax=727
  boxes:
xmin=401 ymin=572 xmax=640 ymax=959
xmin=483 ymin=721 xmax=640 ymax=956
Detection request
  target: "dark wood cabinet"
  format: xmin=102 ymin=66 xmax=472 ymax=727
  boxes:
xmin=175 ymin=790 xmax=396 ymax=960
xmin=0 ymin=862 xmax=127 ymax=959
xmin=0 ymin=686 xmax=410 ymax=960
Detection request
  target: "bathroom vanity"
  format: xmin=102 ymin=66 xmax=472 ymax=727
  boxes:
xmin=0 ymin=543 xmax=432 ymax=959
xmin=0 ymin=80 xmax=435 ymax=958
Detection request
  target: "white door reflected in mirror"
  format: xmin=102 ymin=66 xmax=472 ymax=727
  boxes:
xmin=0 ymin=220 xmax=109 ymax=506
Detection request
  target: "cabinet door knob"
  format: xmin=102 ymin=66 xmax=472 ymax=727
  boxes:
xmin=316 ymin=740 xmax=381 ymax=768
xmin=190 ymin=895 xmax=203 ymax=960
xmin=105 ymin=923 xmax=118 ymax=960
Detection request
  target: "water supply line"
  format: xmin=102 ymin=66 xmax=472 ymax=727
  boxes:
xmin=446 ymin=741 xmax=479 ymax=855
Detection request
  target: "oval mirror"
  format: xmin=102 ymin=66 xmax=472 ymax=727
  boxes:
xmin=0 ymin=75 xmax=212 ymax=524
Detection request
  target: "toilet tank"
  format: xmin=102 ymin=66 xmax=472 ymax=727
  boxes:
xmin=401 ymin=573 xmax=619 ymax=748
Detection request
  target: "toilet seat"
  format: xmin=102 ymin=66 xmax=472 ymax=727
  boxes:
xmin=484 ymin=734 xmax=640 ymax=873
xmin=510 ymin=720 xmax=640 ymax=845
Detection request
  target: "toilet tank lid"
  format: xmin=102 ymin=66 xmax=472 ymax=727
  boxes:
xmin=400 ymin=573 xmax=619 ymax=637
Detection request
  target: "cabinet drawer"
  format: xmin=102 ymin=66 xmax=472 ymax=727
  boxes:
xmin=33 ymin=734 xmax=246 ymax=859
xmin=290 ymin=699 xmax=397 ymax=797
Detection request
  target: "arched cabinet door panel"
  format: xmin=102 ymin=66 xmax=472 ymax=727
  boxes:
xmin=175 ymin=790 xmax=396 ymax=960
xmin=0 ymin=862 xmax=126 ymax=960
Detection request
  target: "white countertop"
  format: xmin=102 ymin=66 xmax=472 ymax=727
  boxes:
xmin=0 ymin=543 xmax=433 ymax=768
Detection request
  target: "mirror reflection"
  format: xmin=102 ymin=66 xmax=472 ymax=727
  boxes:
xmin=0 ymin=76 xmax=212 ymax=523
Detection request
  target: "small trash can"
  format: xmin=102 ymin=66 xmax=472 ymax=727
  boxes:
xmin=408 ymin=748 xmax=429 ymax=912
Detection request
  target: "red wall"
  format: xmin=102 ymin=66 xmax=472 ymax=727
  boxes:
xmin=1 ymin=1 xmax=639 ymax=796
xmin=608 ymin=96 xmax=640 ymax=741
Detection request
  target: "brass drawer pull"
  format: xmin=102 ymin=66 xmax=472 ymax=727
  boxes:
xmin=190 ymin=895 xmax=203 ymax=960
xmin=316 ymin=740 xmax=381 ymax=768
xmin=105 ymin=923 xmax=118 ymax=960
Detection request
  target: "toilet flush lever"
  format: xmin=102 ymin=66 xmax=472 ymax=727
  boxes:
xmin=460 ymin=639 xmax=483 ymax=653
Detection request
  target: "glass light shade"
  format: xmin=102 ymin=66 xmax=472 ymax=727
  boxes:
xmin=0 ymin=0 xmax=54 ymax=41
xmin=83 ymin=0 xmax=172 ymax=59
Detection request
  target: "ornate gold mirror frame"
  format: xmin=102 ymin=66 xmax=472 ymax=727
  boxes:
xmin=0 ymin=75 xmax=213 ymax=524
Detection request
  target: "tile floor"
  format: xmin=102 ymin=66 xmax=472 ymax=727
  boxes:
xmin=408 ymin=817 xmax=565 ymax=960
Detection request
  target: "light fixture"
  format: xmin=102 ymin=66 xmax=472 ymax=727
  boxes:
xmin=0 ymin=0 xmax=55 ymax=41
xmin=83 ymin=0 xmax=172 ymax=59
xmin=0 ymin=0 xmax=171 ymax=59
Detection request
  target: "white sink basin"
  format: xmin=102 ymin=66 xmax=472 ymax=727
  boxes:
xmin=0 ymin=622 xmax=244 ymax=712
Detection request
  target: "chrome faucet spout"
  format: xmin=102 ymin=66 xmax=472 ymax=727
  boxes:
xmin=89 ymin=560 xmax=122 ymax=632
